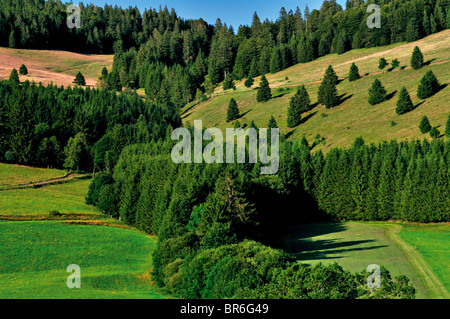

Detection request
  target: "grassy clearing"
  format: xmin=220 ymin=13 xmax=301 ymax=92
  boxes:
xmin=0 ymin=163 xmax=68 ymax=189
xmin=0 ymin=221 xmax=165 ymax=299
xmin=0 ymin=179 xmax=99 ymax=218
xmin=282 ymin=222 xmax=447 ymax=299
xmin=398 ymin=224 xmax=450 ymax=297
xmin=0 ymin=47 xmax=113 ymax=88
xmin=183 ymin=30 xmax=450 ymax=153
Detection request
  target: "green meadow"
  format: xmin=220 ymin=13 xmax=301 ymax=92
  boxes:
xmin=0 ymin=221 xmax=165 ymax=299
xmin=0 ymin=163 xmax=68 ymax=189
xmin=399 ymin=224 xmax=450 ymax=294
xmin=283 ymin=222 xmax=450 ymax=299
xmin=0 ymin=164 xmax=166 ymax=298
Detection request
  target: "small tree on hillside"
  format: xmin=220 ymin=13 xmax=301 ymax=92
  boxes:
xmin=287 ymin=85 xmax=310 ymax=128
xmin=19 ymin=64 xmax=28 ymax=75
xmin=378 ymin=58 xmax=388 ymax=70
xmin=244 ymin=77 xmax=254 ymax=88
xmin=73 ymin=72 xmax=86 ymax=86
xmin=256 ymin=75 xmax=272 ymax=102
xmin=396 ymin=87 xmax=414 ymax=115
xmin=411 ymin=46 xmax=424 ymax=70
xmin=223 ymin=73 xmax=236 ymax=91
xmin=348 ymin=63 xmax=360 ymax=82
xmin=226 ymin=98 xmax=240 ymax=122
xmin=391 ymin=59 xmax=400 ymax=69
xmin=322 ymin=78 xmax=339 ymax=109
xmin=417 ymin=70 xmax=440 ymax=99
xmin=9 ymin=68 xmax=20 ymax=86
xmin=368 ymin=79 xmax=387 ymax=105
xmin=430 ymin=127 xmax=440 ymax=139
xmin=318 ymin=65 xmax=338 ymax=105
xmin=419 ymin=116 xmax=432 ymax=134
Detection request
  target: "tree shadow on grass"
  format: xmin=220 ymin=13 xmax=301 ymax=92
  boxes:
xmin=283 ymin=223 xmax=388 ymax=262
xmin=336 ymin=93 xmax=353 ymax=106
xmin=386 ymin=90 xmax=397 ymax=101
xmin=236 ymin=109 xmax=251 ymax=120
xmin=424 ymin=58 xmax=437 ymax=66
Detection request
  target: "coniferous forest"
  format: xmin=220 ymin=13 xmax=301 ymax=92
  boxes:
xmin=1 ymin=0 xmax=450 ymax=302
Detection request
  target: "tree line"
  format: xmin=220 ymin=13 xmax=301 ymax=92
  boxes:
xmin=0 ymin=76 xmax=180 ymax=170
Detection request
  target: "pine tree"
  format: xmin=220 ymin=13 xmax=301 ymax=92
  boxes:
xmin=368 ymin=79 xmax=387 ymax=105
xmin=396 ymin=87 xmax=414 ymax=115
xmin=270 ymin=47 xmax=283 ymax=73
xmin=9 ymin=68 xmax=20 ymax=86
xmin=19 ymin=64 xmax=28 ymax=75
xmin=348 ymin=63 xmax=360 ymax=82
xmin=417 ymin=70 xmax=440 ymax=99
xmin=268 ymin=116 xmax=278 ymax=129
xmin=391 ymin=59 xmax=400 ymax=69
xmin=378 ymin=58 xmax=388 ymax=70
xmin=287 ymin=85 xmax=310 ymax=128
xmin=411 ymin=46 xmax=424 ymax=70
xmin=223 ymin=73 xmax=235 ymax=91
xmin=8 ymin=30 xmax=15 ymax=48
xmin=256 ymin=75 xmax=272 ymax=102
xmin=430 ymin=127 xmax=440 ymax=139
xmin=318 ymin=65 xmax=338 ymax=105
xmin=405 ymin=17 xmax=419 ymax=42
xmin=73 ymin=72 xmax=86 ymax=86
xmin=226 ymin=98 xmax=240 ymax=122
xmin=322 ymin=78 xmax=339 ymax=109
xmin=419 ymin=116 xmax=432 ymax=134
xmin=244 ymin=77 xmax=254 ymax=88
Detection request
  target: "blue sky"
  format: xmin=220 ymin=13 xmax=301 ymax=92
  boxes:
xmin=81 ymin=0 xmax=347 ymax=29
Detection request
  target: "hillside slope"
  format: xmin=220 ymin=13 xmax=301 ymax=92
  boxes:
xmin=182 ymin=30 xmax=450 ymax=152
xmin=0 ymin=47 xmax=113 ymax=88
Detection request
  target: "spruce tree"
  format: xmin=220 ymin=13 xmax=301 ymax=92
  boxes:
xmin=322 ymin=78 xmax=339 ymax=109
xmin=396 ymin=87 xmax=414 ymax=115
xmin=411 ymin=46 xmax=424 ymax=70
xmin=417 ymin=70 xmax=440 ymax=99
xmin=368 ymin=79 xmax=387 ymax=105
xmin=226 ymin=98 xmax=240 ymax=122
xmin=19 ymin=64 xmax=28 ymax=75
xmin=405 ymin=17 xmax=419 ymax=42
xmin=419 ymin=116 xmax=432 ymax=134
xmin=318 ymin=65 xmax=338 ymax=105
xmin=430 ymin=127 xmax=440 ymax=139
xmin=73 ymin=72 xmax=86 ymax=86
xmin=8 ymin=30 xmax=15 ymax=48
xmin=287 ymin=85 xmax=310 ymax=128
xmin=244 ymin=77 xmax=254 ymax=88
xmin=378 ymin=58 xmax=388 ymax=70
xmin=419 ymin=116 xmax=431 ymax=134
xmin=256 ymin=75 xmax=271 ymax=102
xmin=270 ymin=47 xmax=283 ymax=74
xmin=223 ymin=73 xmax=235 ymax=91
xmin=268 ymin=116 xmax=278 ymax=138
xmin=348 ymin=63 xmax=360 ymax=82
xmin=391 ymin=59 xmax=400 ymax=69
xmin=9 ymin=68 xmax=20 ymax=86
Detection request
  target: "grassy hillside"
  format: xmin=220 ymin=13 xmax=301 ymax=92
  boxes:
xmin=0 ymin=164 xmax=165 ymax=298
xmin=0 ymin=163 xmax=68 ymax=189
xmin=182 ymin=30 xmax=450 ymax=152
xmin=0 ymin=47 xmax=113 ymax=88
xmin=0 ymin=221 xmax=165 ymax=299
